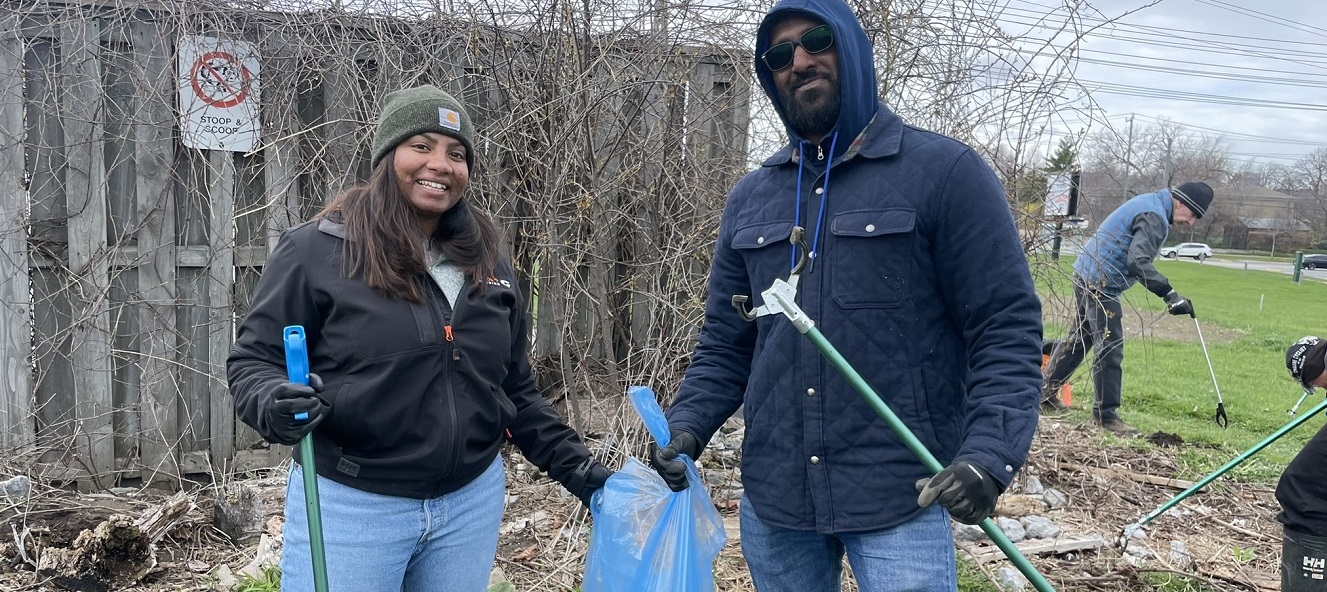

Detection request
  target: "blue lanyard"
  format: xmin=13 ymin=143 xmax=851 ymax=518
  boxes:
xmin=792 ymin=132 xmax=839 ymax=272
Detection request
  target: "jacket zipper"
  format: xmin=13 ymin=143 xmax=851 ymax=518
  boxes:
xmin=817 ymin=144 xmax=825 ymax=161
xmin=424 ymin=279 xmax=461 ymax=487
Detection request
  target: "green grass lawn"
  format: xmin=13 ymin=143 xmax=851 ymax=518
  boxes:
xmin=1034 ymin=256 xmax=1327 ymax=482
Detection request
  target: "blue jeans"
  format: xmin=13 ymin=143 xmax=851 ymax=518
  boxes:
xmin=280 ymin=455 xmax=506 ymax=592
xmin=740 ymin=496 xmax=957 ymax=592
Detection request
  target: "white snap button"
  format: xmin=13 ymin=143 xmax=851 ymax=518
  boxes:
xmin=1005 ymin=464 xmax=1014 ymax=473
xmin=806 ymin=388 xmax=816 ymax=397
xmin=810 ymin=456 xmax=821 ymax=464
xmin=814 ymin=187 xmax=824 ymax=194
xmin=865 ymin=224 xmax=876 ymax=232
xmin=757 ymin=237 xmax=765 ymax=245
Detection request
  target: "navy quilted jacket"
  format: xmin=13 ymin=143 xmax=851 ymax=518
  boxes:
xmin=665 ymin=0 xmax=1043 ymax=533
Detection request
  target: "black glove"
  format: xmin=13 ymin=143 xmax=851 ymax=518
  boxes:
xmin=915 ymin=460 xmax=1001 ymax=525
xmin=566 ymin=457 xmax=613 ymax=509
xmin=261 ymin=373 xmax=329 ymax=445
xmin=649 ymin=431 xmax=700 ymax=492
xmin=1164 ymin=290 xmax=1195 ymax=317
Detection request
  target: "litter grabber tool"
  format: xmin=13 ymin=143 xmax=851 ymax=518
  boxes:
xmin=1288 ymin=388 xmax=1312 ymax=416
xmin=284 ymin=326 xmax=329 ymax=592
xmin=731 ymin=227 xmax=1057 ymax=592
xmin=732 ymin=227 xmax=809 ymax=321
xmin=1192 ymin=317 xmax=1228 ymax=428
xmin=1126 ymin=393 xmax=1327 ymax=536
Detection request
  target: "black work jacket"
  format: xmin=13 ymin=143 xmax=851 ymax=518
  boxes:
xmin=1278 ymin=420 xmax=1327 ymax=536
xmin=228 ymin=218 xmax=594 ymax=499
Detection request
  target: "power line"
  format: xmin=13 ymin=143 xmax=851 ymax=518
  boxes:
xmin=1193 ymin=0 xmax=1327 ymax=40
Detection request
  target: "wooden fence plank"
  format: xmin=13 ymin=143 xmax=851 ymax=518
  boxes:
xmin=62 ymin=17 xmax=114 ymax=489
xmin=206 ymin=150 xmax=237 ymax=468
xmin=0 ymin=14 xmax=35 ymax=452
xmin=323 ymin=45 xmax=367 ymax=198
xmin=103 ymin=34 xmax=139 ymax=474
xmin=131 ymin=18 xmax=180 ymax=484
xmin=25 ymin=37 xmax=77 ymax=465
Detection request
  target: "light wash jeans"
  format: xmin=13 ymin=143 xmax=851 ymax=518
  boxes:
xmin=280 ymin=455 xmax=505 ymax=592
xmin=739 ymin=495 xmax=957 ymax=592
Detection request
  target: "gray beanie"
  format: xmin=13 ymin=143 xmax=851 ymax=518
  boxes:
xmin=370 ymin=85 xmax=475 ymax=170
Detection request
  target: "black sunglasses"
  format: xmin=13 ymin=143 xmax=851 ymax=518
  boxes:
xmin=762 ymin=25 xmax=834 ymax=72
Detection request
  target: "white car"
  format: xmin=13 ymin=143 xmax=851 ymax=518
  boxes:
xmin=1159 ymin=242 xmax=1212 ymax=260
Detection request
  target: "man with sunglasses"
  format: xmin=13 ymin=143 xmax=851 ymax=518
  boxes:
xmin=650 ymin=0 xmax=1043 ymax=589
xmin=1279 ymin=336 xmax=1327 ymax=592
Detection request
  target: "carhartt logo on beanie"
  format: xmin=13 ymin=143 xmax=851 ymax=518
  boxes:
xmin=1287 ymin=336 xmax=1327 ymax=388
xmin=370 ymin=85 xmax=475 ymax=170
xmin=1172 ymin=181 xmax=1214 ymax=219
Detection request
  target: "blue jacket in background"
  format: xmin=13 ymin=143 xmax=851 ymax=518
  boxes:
xmin=1074 ymin=190 xmax=1173 ymax=296
xmin=665 ymin=0 xmax=1043 ymax=533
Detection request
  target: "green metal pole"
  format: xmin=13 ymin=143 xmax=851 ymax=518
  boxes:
xmin=1134 ymin=396 xmax=1327 ymax=529
xmin=299 ymin=436 xmax=329 ymax=592
xmin=284 ymin=326 xmax=329 ymax=592
xmin=751 ymin=276 xmax=1053 ymax=589
xmin=802 ymin=326 xmax=1056 ymax=592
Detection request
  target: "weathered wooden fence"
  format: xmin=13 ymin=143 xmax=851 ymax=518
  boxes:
xmin=0 ymin=1 xmax=750 ymax=489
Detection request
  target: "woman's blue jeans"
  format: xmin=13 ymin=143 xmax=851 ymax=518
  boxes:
xmin=739 ymin=496 xmax=957 ymax=591
xmin=280 ymin=454 xmax=505 ymax=592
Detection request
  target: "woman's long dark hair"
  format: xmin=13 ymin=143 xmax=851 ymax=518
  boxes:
xmin=316 ymin=155 xmax=503 ymax=302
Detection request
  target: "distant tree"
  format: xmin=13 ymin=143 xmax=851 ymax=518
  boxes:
xmin=1044 ymin=136 xmax=1076 ymax=173
xmin=1292 ymin=147 xmax=1327 ymax=233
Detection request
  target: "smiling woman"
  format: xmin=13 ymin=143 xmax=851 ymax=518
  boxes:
xmin=226 ymin=84 xmax=614 ymax=591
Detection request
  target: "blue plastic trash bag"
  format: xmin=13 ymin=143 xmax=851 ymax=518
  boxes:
xmin=582 ymin=386 xmax=727 ymax=592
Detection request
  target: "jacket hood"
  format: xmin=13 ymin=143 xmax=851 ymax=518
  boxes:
xmin=756 ymin=0 xmax=878 ymax=158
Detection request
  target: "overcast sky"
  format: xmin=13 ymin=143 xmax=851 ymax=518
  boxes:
xmin=999 ymin=0 xmax=1327 ymax=169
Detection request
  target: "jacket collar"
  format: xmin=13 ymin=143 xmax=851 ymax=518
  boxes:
xmin=761 ymin=102 xmax=902 ymax=168
xmin=318 ymin=212 xmax=349 ymax=240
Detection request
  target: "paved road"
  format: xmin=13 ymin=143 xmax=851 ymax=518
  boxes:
xmin=1158 ymin=256 xmax=1327 ymax=283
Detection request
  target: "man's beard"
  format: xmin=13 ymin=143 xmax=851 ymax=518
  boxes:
xmin=778 ymin=71 xmax=840 ymax=141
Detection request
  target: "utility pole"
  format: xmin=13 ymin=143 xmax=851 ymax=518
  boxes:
xmin=1123 ymin=114 xmax=1135 ymax=199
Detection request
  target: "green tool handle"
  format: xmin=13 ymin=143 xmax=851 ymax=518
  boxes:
xmin=1136 ymin=396 xmax=1327 ymax=528
xmin=804 ymin=326 xmax=1056 ymax=592
xmin=284 ymin=325 xmax=329 ymax=592
xmin=300 ymin=436 xmax=329 ymax=592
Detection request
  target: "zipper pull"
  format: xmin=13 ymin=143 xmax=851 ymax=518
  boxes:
xmin=817 ymin=144 xmax=825 ymax=161
xmin=443 ymin=323 xmax=459 ymax=361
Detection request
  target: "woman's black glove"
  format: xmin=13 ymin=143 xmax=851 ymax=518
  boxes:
xmin=915 ymin=460 xmax=1001 ymax=525
xmin=648 ymin=432 xmax=700 ymax=492
xmin=567 ymin=457 xmax=613 ymax=509
xmin=260 ymin=373 xmax=329 ymax=445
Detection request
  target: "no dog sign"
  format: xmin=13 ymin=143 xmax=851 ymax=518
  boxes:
xmin=178 ymin=36 xmax=260 ymax=151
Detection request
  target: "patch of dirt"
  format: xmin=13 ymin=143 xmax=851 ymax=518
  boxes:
xmin=0 ymin=417 xmax=1282 ymax=591
xmin=1147 ymin=431 xmax=1186 ymax=448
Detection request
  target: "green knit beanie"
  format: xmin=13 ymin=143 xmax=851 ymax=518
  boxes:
xmin=370 ymin=84 xmax=475 ymax=170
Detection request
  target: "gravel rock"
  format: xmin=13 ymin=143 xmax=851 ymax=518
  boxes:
xmin=1 ymin=475 xmax=31 ymax=502
xmin=1020 ymin=515 xmax=1062 ymax=539
xmin=1023 ymin=475 xmax=1045 ymax=495
xmin=997 ymin=517 xmax=1026 ymax=543
xmin=996 ymin=566 xmax=1029 ymax=591
xmin=954 ymin=523 xmax=987 ymax=543
xmin=1042 ymin=488 xmax=1068 ymax=509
